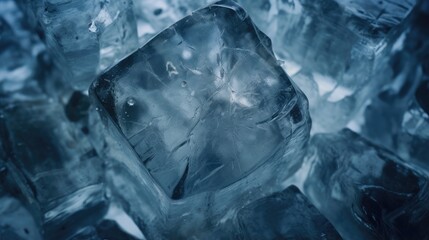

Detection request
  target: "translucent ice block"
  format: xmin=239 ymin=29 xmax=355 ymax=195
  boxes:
xmin=237 ymin=0 xmax=416 ymax=132
xmin=91 ymin=0 xmax=310 ymax=237
xmin=362 ymin=1 xmax=429 ymax=171
xmin=236 ymin=185 xmax=341 ymax=239
xmin=304 ymin=129 xmax=429 ymax=240
xmin=0 ymin=101 xmax=108 ymax=239
xmin=15 ymin=0 xmax=139 ymax=90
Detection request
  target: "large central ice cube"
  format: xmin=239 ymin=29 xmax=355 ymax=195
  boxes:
xmin=92 ymin=0 xmax=310 ymax=200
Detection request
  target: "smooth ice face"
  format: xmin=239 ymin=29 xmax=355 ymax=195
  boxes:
xmin=303 ymin=129 xmax=429 ymax=240
xmin=92 ymin=0 xmax=310 ymax=199
xmin=15 ymin=0 xmax=139 ymax=90
xmin=237 ymin=185 xmax=341 ymax=239
xmin=237 ymin=0 xmax=416 ymax=132
xmin=0 ymin=101 xmax=108 ymax=239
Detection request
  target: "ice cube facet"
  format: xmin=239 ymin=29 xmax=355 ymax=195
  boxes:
xmin=237 ymin=185 xmax=342 ymax=239
xmin=237 ymin=0 xmax=416 ymax=132
xmin=0 ymin=101 xmax=108 ymax=239
xmin=15 ymin=0 xmax=139 ymax=90
xmin=304 ymin=129 xmax=429 ymax=240
xmin=362 ymin=2 xmax=429 ymax=172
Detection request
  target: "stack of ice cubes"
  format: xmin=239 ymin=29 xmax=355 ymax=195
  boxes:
xmin=1 ymin=0 xmax=428 ymax=239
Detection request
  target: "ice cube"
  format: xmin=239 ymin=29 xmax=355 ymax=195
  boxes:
xmin=237 ymin=0 xmax=416 ymax=132
xmin=303 ymin=129 xmax=429 ymax=240
xmin=159 ymin=185 xmax=342 ymax=239
xmin=15 ymin=0 xmax=139 ymax=90
xmin=92 ymin=0 xmax=309 ymax=200
xmin=236 ymin=185 xmax=342 ymax=239
xmin=0 ymin=100 xmax=108 ymax=239
xmin=91 ymin=0 xmax=310 ymax=237
xmin=361 ymin=1 xmax=429 ymax=172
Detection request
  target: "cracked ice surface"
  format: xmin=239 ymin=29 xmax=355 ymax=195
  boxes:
xmin=3 ymin=0 xmax=428 ymax=239
xmin=92 ymin=0 xmax=310 ymax=200
xmin=91 ymin=0 xmax=310 ymax=237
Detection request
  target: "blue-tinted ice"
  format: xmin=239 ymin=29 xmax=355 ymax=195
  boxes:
xmin=15 ymin=0 xmax=139 ymax=90
xmin=0 ymin=101 xmax=108 ymax=239
xmin=132 ymin=0 xmax=216 ymax=45
xmin=0 ymin=160 xmax=42 ymax=240
xmin=68 ymin=219 xmax=141 ymax=240
xmin=237 ymin=185 xmax=341 ymax=239
xmin=0 ymin=195 xmax=42 ymax=240
xmin=362 ymin=1 xmax=429 ymax=172
xmin=0 ymin=1 xmax=47 ymax=105
xmin=2 ymin=0 xmax=428 ymax=239
xmin=92 ymin=0 xmax=310 ymax=199
xmin=237 ymin=0 xmax=416 ymax=132
xmin=91 ymin=0 xmax=310 ymax=237
xmin=304 ymin=129 xmax=429 ymax=240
